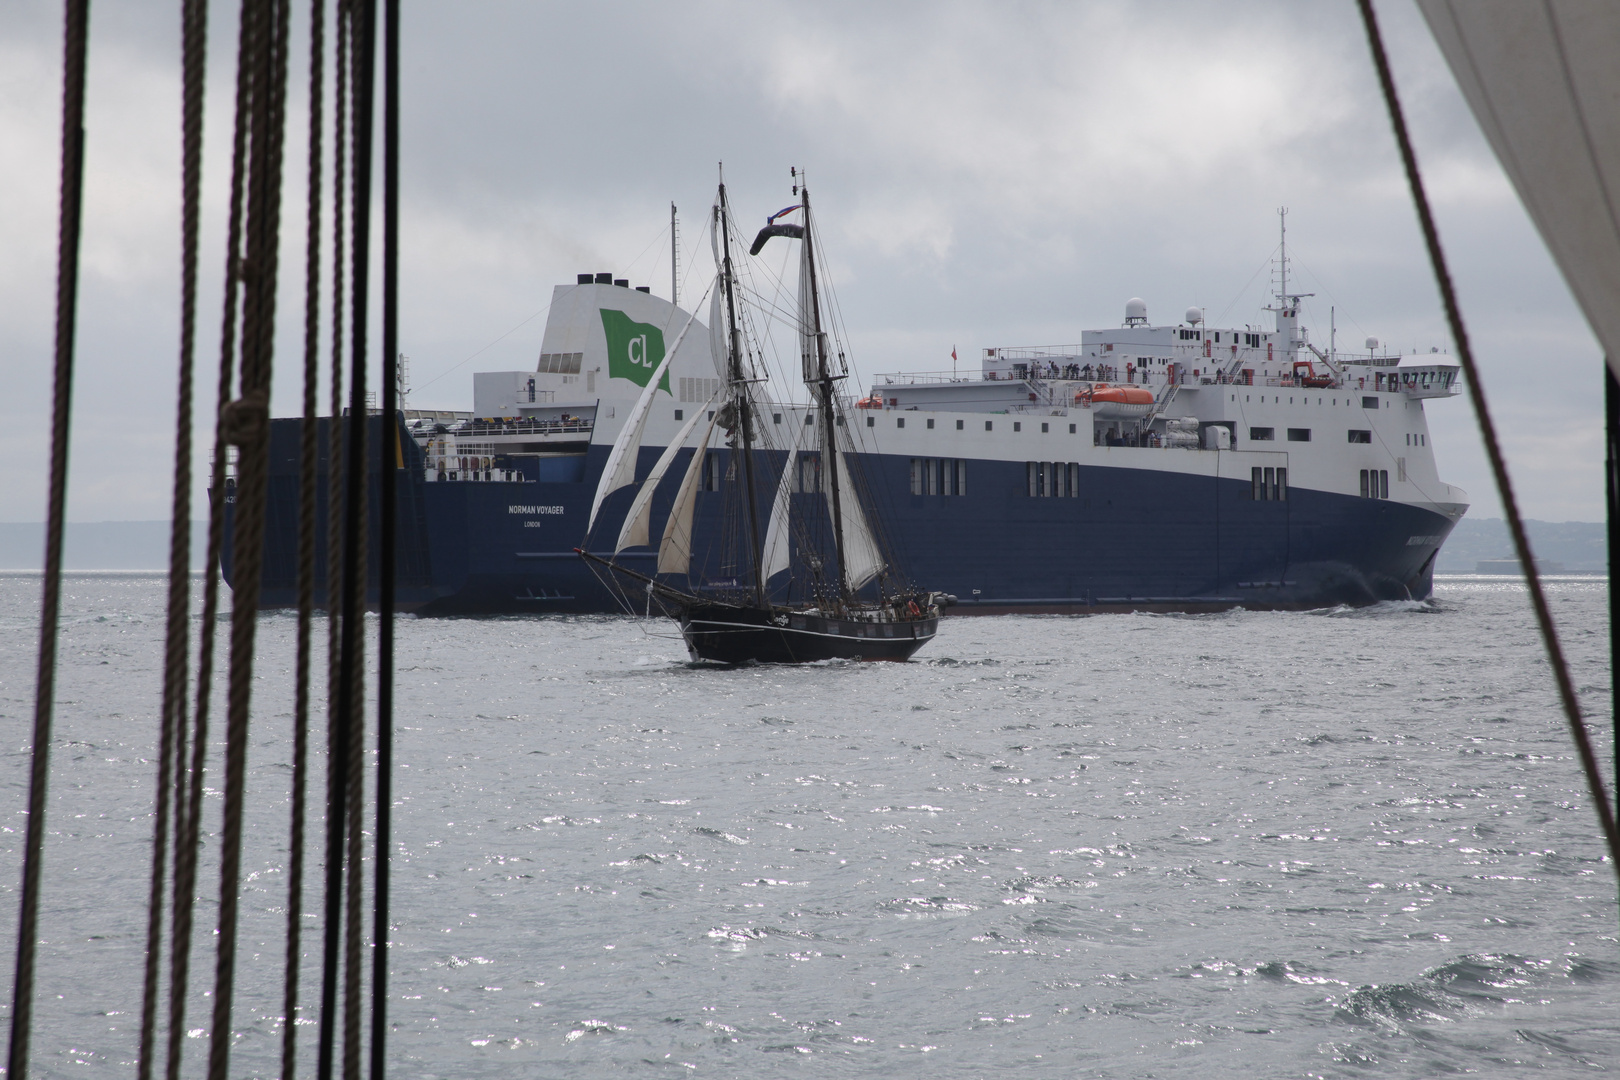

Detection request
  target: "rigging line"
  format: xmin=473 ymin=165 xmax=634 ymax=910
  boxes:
xmin=1357 ymin=0 xmax=1620 ymax=878
xmin=372 ymin=0 xmax=398 ymax=1076
xmin=284 ymin=0 xmax=325 ymax=1076
xmin=412 ymin=302 xmax=550 ymax=393
xmin=7 ymin=2 xmax=89 ymax=1077
xmin=1607 ymin=364 xmax=1619 ymax=821
xmin=342 ymin=2 xmax=379 ymax=1075
xmin=210 ymin=0 xmax=294 ymax=1074
xmin=168 ymin=0 xmax=258 ymax=1071
xmin=138 ymin=0 xmax=206 ymax=1075
xmin=1209 ymin=246 xmax=1280 ymax=329
xmin=317 ymin=5 xmax=350 ymax=1078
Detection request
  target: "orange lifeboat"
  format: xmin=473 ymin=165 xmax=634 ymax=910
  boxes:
xmin=1078 ymin=384 xmax=1154 ymax=418
xmin=855 ymin=394 xmax=883 ymax=409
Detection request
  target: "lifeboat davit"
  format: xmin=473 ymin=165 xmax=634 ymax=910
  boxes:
xmin=1076 ymin=384 xmax=1154 ymax=418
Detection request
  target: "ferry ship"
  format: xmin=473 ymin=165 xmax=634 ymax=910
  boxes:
xmin=226 ymin=221 xmax=1468 ymax=615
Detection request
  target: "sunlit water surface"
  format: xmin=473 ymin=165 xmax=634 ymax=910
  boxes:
xmin=0 ymin=572 xmax=1614 ymax=1078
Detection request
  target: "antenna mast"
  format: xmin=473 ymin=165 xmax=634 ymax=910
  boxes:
xmin=670 ymin=202 xmax=680 ymax=306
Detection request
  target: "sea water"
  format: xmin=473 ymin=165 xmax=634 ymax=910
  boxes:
xmin=0 ymin=573 xmax=1614 ymax=1078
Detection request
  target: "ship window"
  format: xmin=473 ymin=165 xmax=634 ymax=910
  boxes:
xmin=805 ymin=413 xmax=814 ymax=425
xmin=1254 ymin=467 xmax=1265 ymax=501
xmin=674 ymin=410 xmax=683 ymax=422
xmin=985 ymin=420 xmax=993 ymax=431
xmin=773 ymin=412 xmax=781 ymax=424
xmin=1069 ymin=423 xmax=1076 ymax=434
xmin=1362 ymin=396 xmax=1378 ymax=409
xmin=1349 ymin=429 xmax=1371 ymax=443
xmin=1380 ymin=469 xmax=1389 ymax=498
xmin=957 ymin=459 xmax=968 ymax=497
xmin=956 ymin=419 xmax=964 ymax=430
xmin=1014 ymin=422 xmax=1022 ymax=432
xmin=897 ymin=417 xmax=905 ymax=429
xmin=1287 ymin=428 xmax=1311 ymax=442
xmin=1250 ymin=427 xmax=1274 ymax=441
xmin=927 ymin=417 xmax=935 ymax=429
xmin=1360 ymin=469 xmax=1369 ymax=498
xmin=836 ymin=416 xmax=844 ymax=426
xmin=1277 ymin=468 xmax=1287 ymax=501
xmin=1027 ymin=462 xmax=1038 ymax=497
xmin=866 ymin=415 xmax=874 ymax=427
xmin=1421 ymin=434 xmax=1425 ymax=446
xmin=1051 ymin=462 xmax=1065 ymax=497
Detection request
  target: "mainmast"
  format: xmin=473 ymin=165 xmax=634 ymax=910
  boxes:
xmin=716 ymin=179 xmax=766 ymax=603
xmin=799 ymin=181 xmax=849 ymax=603
xmin=670 ymin=202 xmax=679 ymax=307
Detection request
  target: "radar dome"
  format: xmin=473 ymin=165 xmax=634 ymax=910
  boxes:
xmin=1364 ymin=336 xmax=1379 ymax=350
xmin=1185 ymin=307 xmax=1203 ymax=325
xmin=1125 ymin=298 xmax=1148 ymax=325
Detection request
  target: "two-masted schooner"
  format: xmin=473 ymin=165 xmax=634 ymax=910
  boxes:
xmin=578 ymin=172 xmax=943 ymax=663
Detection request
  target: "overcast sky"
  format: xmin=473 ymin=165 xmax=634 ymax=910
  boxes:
xmin=0 ymin=0 xmax=1603 ymax=523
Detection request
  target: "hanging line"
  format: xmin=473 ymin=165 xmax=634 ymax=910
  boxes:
xmin=1356 ymin=0 xmax=1620 ymax=878
xmin=1608 ymin=366 xmax=1619 ymax=824
xmin=6 ymin=2 xmax=91 ymax=1078
xmin=372 ymin=0 xmax=399 ymax=1076
xmin=283 ymin=0 xmax=327 ymax=1076
xmin=316 ymin=0 xmax=353 ymax=1073
xmin=136 ymin=0 xmax=206 ymax=1075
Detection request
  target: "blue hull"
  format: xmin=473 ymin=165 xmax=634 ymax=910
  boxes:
xmin=222 ymin=418 xmax=1453 ymax=615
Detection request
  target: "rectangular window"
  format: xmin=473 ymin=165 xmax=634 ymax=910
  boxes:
xmin=866 ymin=414 xmax=874 ymax=427
xmin=956 ymin=419 xmax=964 ymax=430
xmin=1014 ymin=422 xmax=1022 ymax=432
xmin=1069 ymin=423 xmax=1076 ymax=434
xmin=1380 ymin=469 xmax=1389 ymax=498
xmin=1286 ymin=428 xmax=1311 ymax=442
xmin=1277 ymin=467 xmax=1287 ymax=501
xmin=910 ymin=458 xmax=923 ymax=496
xmin=805 ymin=413 xmax=814 ymax=425
xmin=1027 ymin=461 xmax=1038 ymax=497
xmin=773 ymin=412 xmax=781 ymax=424
xmin=1068 ymin=462 xmax=1079 ymax=495
xmin=941 ymin=459 xmax=954 ymax=496
xmin=1254 ymin=467 xmax=1265 ymax=501
xmin=1249 ymin=427 xmax=1274 ymax=441
xmin=1264 ymin=467 xmax=1275 ymax=501
xmin=1052 ymin=462 xmax=1066 ymax=497
xmin=1041 ymin=422 xmax=1049 ymax=433
xmin=957 ymin=459 xmax=968 ymax=497
xmin=927 ymin=418 xmax=935 ymax=430
xmin=1348 ymin=429 xmax=1371 ymax=443
xmin=985 ymin=420 xmax=993 ymax=431
xmin=929 ymin=459 xmax=942 ymax=495
xmin=1360 ymin=469 xmax=1370 ymax=498
xmin=1362 ymin=396 xmax=1379 ymax=409
xmin=674 ymin=409 xmax=683 ymax=421
xmin=897 ymin=417 xmax=905 ymax=429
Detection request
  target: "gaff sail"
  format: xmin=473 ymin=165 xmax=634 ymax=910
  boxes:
xmin=616 ymin=391 xmax=721 ymax=553
xmin=658 ymin=411 xmax=721 ymax=576
xmin=586 ymin=277 xmax=715 ymax=533
xmin=830 ymin=445 xmax=885 ymax=590
xmin=760 ymin=448 xmax=797 ymax=581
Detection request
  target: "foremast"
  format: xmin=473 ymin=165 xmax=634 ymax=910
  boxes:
xmin=799 ymin=182 xmax=850 ymax=607
xmin=716 ymin=179 xmax=767 ymax=604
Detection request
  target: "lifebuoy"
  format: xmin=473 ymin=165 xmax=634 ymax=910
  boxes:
xmin=906 ymin=600 xmax=921 ymax=618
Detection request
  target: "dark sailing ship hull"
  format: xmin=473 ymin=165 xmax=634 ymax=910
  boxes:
xmin=677 ymin=603 xmax=937 ymax=664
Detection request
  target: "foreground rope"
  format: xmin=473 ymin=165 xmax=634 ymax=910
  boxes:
xmin=7 ymin=3 xmax=91 ymax=1077
xmin=137 ymin=0 xmax=207 ymax=1076
xmin=284 ymin=0 xmax=326 ymax=1075
xmin=1357 ymin=0 xmax=1620 ymax=878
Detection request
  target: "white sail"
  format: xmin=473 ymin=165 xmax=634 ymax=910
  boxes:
xmin=708 ymin=285 xmax=728 ymax=380
xmin=1417 ymin=1 xmax=1620 ymax=376
xmin=658 ymin=413 xmax=720 ymax=576
xmin=798 ymin=222 xmax=818 ymax=384
xmin=585 ymin=277 xmax=715 ymax=534
xmin=615 ymin=391 xmax=718 ymax=552
xmin=830 ymin=446 xmax=885 ymax=591
xmin=760 ymin=448 xmax=797 ymax=581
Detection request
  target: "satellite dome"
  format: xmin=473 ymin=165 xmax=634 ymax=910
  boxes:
xmin=1185 ymin=307 xmax=1203 ymax=325
xmin=1364 ymin=336 xmax=1379 ymax=350
xmin=1125 ymin=298 xmax=1148 ymax=325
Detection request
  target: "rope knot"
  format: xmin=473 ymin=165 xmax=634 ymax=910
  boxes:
xmin=221 ymin=388 xmax=269 ymax=447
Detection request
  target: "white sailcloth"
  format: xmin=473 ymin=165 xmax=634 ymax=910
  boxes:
xmin=798 ymin=224 xmax=818 ymax=383
xmin=658 ymin=413 xmax=720 ymax=576
xmin=708 ymin=285 xmax=728 ymax=380
xmin=830 ymin=447 xmax=885 ymax=590
xmin=760 ymin=448 xmax=797 ymax=581
xmin=1417 ymin=1 xmax=1620 ymax=376
xmin=615 ymin=391 xmax=719 ymax=552
xmin=585 ymin=277 xmax=715 ymax=533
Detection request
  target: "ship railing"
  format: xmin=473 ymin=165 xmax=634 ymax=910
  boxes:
xmin=873 ymin=371 xmax=977 ymax=385
xmin=456 ymin=418 xmax=594 ymax=436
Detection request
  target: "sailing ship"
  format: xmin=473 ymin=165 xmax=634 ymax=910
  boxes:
xmin=577 ymin=172 xmax=944 ymax=663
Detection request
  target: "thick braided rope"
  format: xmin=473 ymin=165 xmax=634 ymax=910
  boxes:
xmin=136 ymin=0 xmax=207 ymax=1075
xmin=7 ymin=3 xmax=90 ymax=1077
xmin=283 ymin=0 xmax=325 ymax=1074
xmin=208 ymin=0 xmax=293 ymax=1076
xmin=1357 ymin=0 xmax=1620 ymax=876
